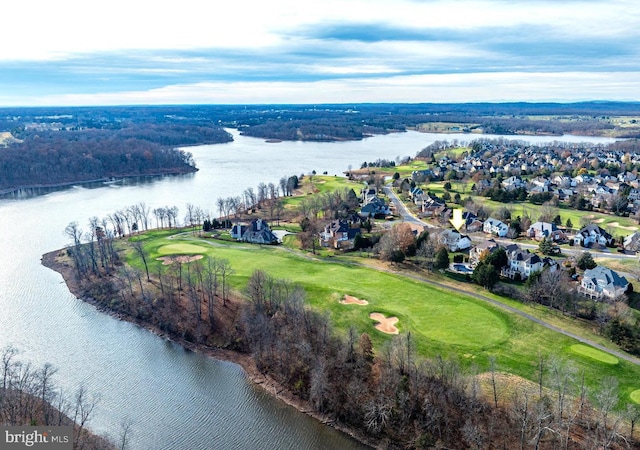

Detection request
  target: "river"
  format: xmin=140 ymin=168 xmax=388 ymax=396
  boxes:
xmin=0 ymin=129 xmax=619 ymax=449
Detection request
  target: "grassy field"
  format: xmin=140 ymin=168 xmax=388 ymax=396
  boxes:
xmin=126 ymin=230 xmax=640 ymax=405
xmin=283 ymin=175 xmax=361 ymax=210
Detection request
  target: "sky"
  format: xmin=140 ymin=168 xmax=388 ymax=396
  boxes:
xmin=1 ymin=0 xmax=638 ymax=106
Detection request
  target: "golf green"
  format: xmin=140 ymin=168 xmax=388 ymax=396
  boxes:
xmin=410 ymin=297 xmax=508 ymax=347
xmin=570 ymin=344 xmax=619 ymax=365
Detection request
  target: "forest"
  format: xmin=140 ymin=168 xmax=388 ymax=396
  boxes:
xmin=0 ymin=124 xmax=232 ymax=193
xmin=2 ymin=102 xmax=640 ymax=192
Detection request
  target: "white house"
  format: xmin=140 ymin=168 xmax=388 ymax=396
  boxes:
xmin=579 ymin=266 xmax=629 ymax=300
xmin=438 ymin=229 xmax=472 ymax=252
xmin=573 ymin=224 xmax=614 ymax=248
xmin=501 ymin=175 xmax=525 ymax=191
xmin=483 ymin=217 xmax=509 ymax=237
xmin=502 ymin=248 xmax=545 ymax=280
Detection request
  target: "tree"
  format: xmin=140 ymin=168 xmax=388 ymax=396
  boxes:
xmin=472 ymin=262 xmax=499 ymax=290
xmin=417 ymin=237 xmax=436 ymax=271
xmin=377 ymin=223 xmax=416 ymax=262
xmin=484 ymin=247 xmax=507 ymax=271
xmin=433 ymin=247 xmax=449 ymax=271
xmin=576 ymin=252 xmax=596 ymax=270
xmin=565 ymin=218 xmax=573 ymax=230
xmin=538 ymin=237 xmax=555 ymax=256
xmin=298 ymin=218 xmax=321 ymax=254
xmin=131 ymin=239 xmax=150 ymax=281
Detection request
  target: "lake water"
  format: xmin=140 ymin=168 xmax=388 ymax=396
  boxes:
xmin=0 ymin=129 xmax=619 ymax=449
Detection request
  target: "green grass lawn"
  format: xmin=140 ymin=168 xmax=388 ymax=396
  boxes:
xmin=127 ymin=230 xmax=640 ymax=405
xmin=283 ymin=175 xmax=361 ymax=210
xmin=570 ymin=344 xmax=619 ymax=365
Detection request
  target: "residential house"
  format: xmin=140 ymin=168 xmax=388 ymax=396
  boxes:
xmin=527 ymin=222 xmax=566 ymax=242
xmin=462 ymin=211 xmax=484 ymax=232
xmin=361 ymin=184 xmax=378 ymax=204
xmin=320 ymin=220 xmax=361 ymax=250
xmin=421 ymin=195 xmax=446 ymax=217
xmin=501 ymin=247 xmax=545 ymax=280
xmin=623 ymin=231 xmax=640 ymax=253
xmin=579 ymin=266 xmax=629 ymax=300
xmin=412 ymin=169 xmax=437 ymax=182
xmin=409 ymin=187 xmax=424 ymax=204
xmin=438 ymin=229 xmax=472 ymax=252
xmin=483 ymin=217 xmax=509 ymax=237
xmin=469 ymin=239 xmax=499 ymax=267
xmin=232 ymin=218 xmax=279 ymax=244
xmin=628 ymin=188 xmax=640 ymax=203
xmin=361 ymin=197 xmax=391 ymax=218
xmin=502 ymin=175 xmax=525 ymax=191
xmin=573 ymin=224 xmax=614 ymax=248
xmin=552 ymin=175 xmax=574 ymax=188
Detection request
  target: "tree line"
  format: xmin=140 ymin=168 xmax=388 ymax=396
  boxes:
xmin=0 ymin=124 xmax=232 ymax=192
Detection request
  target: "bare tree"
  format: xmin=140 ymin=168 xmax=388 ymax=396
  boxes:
xmin=218 ymin=258 xmax=233 ymax=307
xmin=72 ymin=385 xmax=98 ymax=450
xmin=131 ymin=240 xmax=150 ymax=282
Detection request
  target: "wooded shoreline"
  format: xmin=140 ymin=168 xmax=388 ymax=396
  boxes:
xmin=40 ymin=249 xmax=378 ymax=449
xmin=0 ymin=168 xmax=198 ymax=197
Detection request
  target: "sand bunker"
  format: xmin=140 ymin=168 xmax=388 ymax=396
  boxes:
xmin=592 ymin=218 xmax=605 ymax=224
xmin=608 ymin=221 xmax=638 ymax=231
xmin=340 ymin=294 xmax=368 ymax=305
xmin=156 ymin=255 xmax=204 ymax=265
xmin=369 ymin=312 xmax=399 ymax=334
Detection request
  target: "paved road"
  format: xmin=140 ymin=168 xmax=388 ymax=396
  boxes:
xmin=383 ymin=186 xmax=433 ymax=228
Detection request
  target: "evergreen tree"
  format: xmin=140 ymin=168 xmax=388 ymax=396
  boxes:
xmin=539 ymin=237 xmax=555 ymax=255
xmin=434 ymin=247 xmax=450 ymax=270
xmin=577 ymin=252 xmax=597 ymax=270
xmin=472 ymin=262 xmax=499 ymax=290
xmin=566 ymin=218 xmax=573 ymax=230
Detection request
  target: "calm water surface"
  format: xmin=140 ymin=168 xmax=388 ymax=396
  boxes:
xmin=0 ymin=130 xmax=618 ymax=449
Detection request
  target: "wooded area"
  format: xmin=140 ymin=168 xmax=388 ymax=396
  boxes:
xmin=3 ymin=101 xmax=640 ymax=193
xmin=0 ymin=109 xmax=233 ymax=192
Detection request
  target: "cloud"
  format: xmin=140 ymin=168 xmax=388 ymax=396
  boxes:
xmin=0 ymin=0 xmax=637 ymax=105
xmin=9 ymin=71 xmax=636 ymax=107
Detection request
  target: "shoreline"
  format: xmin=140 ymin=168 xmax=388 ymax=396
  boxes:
xmin=40 ymin=249 xmax=378 ymax=449
xmin=0 ymin=168 xmax=198 ymax=197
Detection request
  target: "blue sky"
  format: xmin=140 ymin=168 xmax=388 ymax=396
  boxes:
xmin=1 ymin=0 xmax=638 ymax=106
